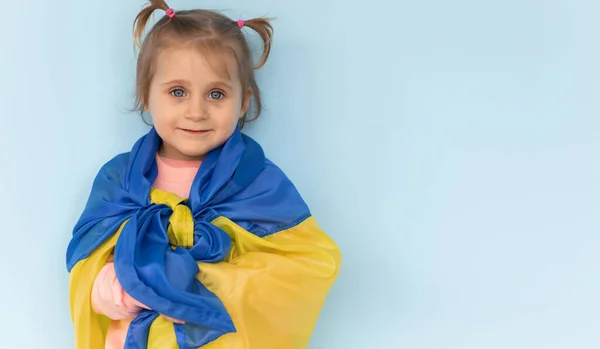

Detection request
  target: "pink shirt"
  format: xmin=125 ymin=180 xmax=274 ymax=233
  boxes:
xmin=91 ymin=154 xmax=202 ymax=349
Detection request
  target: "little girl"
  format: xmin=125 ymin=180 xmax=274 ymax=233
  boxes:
xmin=65 ymin=1 xmax=341 ymax=349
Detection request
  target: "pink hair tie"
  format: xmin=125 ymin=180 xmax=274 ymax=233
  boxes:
xmin=237 ymin=20 xmax=245 ymax=28
xmin=166 ymin=8 xmax=175 ymax=19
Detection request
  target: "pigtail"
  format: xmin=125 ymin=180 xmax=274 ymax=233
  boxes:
xmin=243 ymin=18 xmax=274 ymax=70
xmin=133 ymin=0 xmax=171 ymax=49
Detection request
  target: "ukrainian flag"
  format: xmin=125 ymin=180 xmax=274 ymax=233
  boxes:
xmin=66 ymin=127 xmax=341 ymax=349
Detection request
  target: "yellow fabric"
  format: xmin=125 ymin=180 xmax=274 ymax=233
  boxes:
xmin=149 ymin=189 xmax=194 ymax=248
xmin=68 ymin=220 xmax=124 ymax=349
xmin=69 ymin=189 xmax=341 ymax=349
xmin=199 ymin=216 xmax=342 ymax=349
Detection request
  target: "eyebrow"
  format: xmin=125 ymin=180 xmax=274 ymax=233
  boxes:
xmin=161 ymin=79 xmax=233 ymax=90
xmin=161 ymin=79 xmax=189 ymax=86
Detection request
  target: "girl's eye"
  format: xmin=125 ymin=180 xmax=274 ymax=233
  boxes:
xmin=170 ymin=88 xmax=187 ymax=98
xmin=209 ymin=90 xmax=225 ymax=100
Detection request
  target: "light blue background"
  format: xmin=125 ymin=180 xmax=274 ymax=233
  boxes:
xmin=0 ymin=0 xmax=598 ymax=348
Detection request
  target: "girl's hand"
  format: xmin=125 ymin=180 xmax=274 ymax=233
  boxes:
xmin=91 ymin=262 xmax=143 ymax=320
xmin=98 ymin=254 xmax=185 ymax=324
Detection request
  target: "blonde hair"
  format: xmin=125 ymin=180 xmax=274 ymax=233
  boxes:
xmin=133 ymin=0 xmax=274 ymax=128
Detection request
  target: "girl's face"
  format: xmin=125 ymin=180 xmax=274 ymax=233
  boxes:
xmin=147 ymin=47 xmax=250 ymax=161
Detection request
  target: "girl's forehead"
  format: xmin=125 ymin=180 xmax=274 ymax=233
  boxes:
xmin=154 ymin=46 xmax=239 ymax=83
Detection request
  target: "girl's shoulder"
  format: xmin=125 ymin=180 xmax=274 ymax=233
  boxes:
xmin=92 ymin=152 xmax=131 ymax=186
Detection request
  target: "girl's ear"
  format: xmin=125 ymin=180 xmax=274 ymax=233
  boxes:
xmin=241 ymin=88 xmax=252 ymax=117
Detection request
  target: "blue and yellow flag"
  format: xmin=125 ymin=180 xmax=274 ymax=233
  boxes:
xmin=65 ymin=127 xmax=341 ymax=349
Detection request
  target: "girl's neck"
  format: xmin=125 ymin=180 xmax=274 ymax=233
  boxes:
xmin=156 ymin=154 xmax=202 ymax=168
xmin=158 ymin=144 xmax=206 ymax=162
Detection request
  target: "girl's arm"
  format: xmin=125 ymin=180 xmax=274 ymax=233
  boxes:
xmin=91 ymin=256 xmax=186 ymax=324
xmin=90 ymin=260 xmax=144 ymax=320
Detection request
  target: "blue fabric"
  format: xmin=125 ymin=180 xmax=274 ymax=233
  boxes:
xmin=65 ymin=127 xmax=311 ymax=348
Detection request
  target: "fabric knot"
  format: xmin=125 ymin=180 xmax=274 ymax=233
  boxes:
xmin=150 ymin=189 xmax=194 ymax=248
